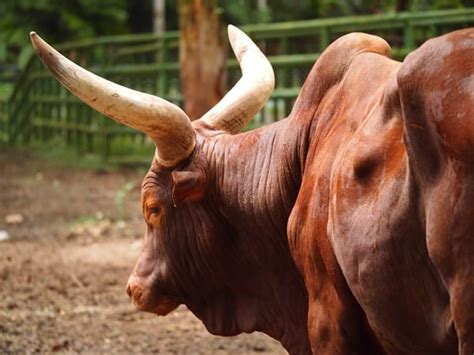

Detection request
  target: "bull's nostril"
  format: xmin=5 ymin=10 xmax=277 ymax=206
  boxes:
xmin=126 ymin=284 xmax=132 ymax=298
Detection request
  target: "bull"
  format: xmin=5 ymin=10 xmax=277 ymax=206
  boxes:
xmin=31 ymin=26 xmax=473 ymax=354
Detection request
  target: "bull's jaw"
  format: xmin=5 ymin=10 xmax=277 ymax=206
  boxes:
xmin=188 ymin=295 xmax=311 ymax=354
xmin=186 ymin=295 xmax=252 ymax=337
xmin=187 ymin=292 xmax=294 ymax=342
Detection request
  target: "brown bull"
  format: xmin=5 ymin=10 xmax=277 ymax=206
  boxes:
xmin=31 ymin=26 xmax=473 ymax=354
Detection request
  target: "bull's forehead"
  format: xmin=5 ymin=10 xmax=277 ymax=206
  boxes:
xmin=141 ymin=168 xmax=171 ymax=202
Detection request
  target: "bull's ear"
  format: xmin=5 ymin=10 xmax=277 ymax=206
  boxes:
xmin=171 ymin=171 xmax=205 ymax=206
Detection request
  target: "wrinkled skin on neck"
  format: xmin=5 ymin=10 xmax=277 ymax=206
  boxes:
xmin=130 ymin=121 xmax=312 ymax=354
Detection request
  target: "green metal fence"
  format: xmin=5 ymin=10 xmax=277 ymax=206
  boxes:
xmin=0 ymin=97 xmax=8 ymax=143
xmin=1 ymin=8 xmax=473 ymax=161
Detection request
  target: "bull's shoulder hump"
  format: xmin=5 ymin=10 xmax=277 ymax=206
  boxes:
xmin=326 ymin=32 xmax=392 ymax=60
xmin=291 ymin=33 xmax=392 ymax=115
xmin=317 ymin=32 xmax=392 ymax=81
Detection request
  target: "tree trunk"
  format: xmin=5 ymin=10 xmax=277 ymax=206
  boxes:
xmin=153 ymin=0 xmax=166 ymax=33
xmin=257 ymin=0 xmax=267 ymax=11
xmin=178 ymin=0 xmax=227 ymax=120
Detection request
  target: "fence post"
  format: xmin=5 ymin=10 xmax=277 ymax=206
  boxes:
xmin=320 ymin=27 xmax=330 ymax=51
xmin=404 ymin=21 xmax=415 ymax=50
xmin=158 ymin=36 xmax=169 ymax=96
xmin=98 ymin=43 xmax=111 ymax=161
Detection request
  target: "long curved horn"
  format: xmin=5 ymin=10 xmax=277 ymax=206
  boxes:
xmin=30 ymin=32 xmax=195 ymax=167
xmin=200 ymin=25 xmax=275 ymax=134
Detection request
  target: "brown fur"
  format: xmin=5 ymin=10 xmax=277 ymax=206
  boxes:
xmin=127 ymin=29 xmax=474 ymax=354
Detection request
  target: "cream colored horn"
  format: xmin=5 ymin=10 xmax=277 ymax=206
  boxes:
xmin=199 ymin=25 xmax=275 ymax=134
xmin=30 ymin=32 xmax=195 ymax=167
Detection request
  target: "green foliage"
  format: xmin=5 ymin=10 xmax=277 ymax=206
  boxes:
xmin=317 ymin=0 xmax=389 ymax=16
xmin=220 ymin=0 xmax=272 ymax=25
xmin=220 ymin=0 xmax=468 ymax=24
xmin=264 ymin=0 xmax=321 ymax=22
xmin=0 ymin=0 xmax=468 ymax=68
xmin=0 ymin=83 xmax=13 ymax=99
xmin=411 ymin=0 xmax=464 ymax=10
xmin=0 ymin=0 xmax=128 ymax=66
xmin=273 ymin=0 xmax=466 ymax=19
xmin=27 ymin=137 xmax=117 ymax=171
xmin=115 ymin=181 xmax=137 ymax=220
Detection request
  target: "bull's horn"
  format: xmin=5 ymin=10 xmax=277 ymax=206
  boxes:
xmin=200 ymin=25 xmax=275 ymax=134
xmin=30 ymin=32 xmax=195 ymax=167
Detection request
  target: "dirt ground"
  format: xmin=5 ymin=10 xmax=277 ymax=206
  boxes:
xmin=0 ymin=150 xmax=286 ymax=354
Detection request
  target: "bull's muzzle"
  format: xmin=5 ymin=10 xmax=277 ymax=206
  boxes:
xmin=126 ymin=274 xmax=179 ymax=316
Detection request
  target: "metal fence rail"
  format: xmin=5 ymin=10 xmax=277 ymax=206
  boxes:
xmin=1 ymin=8 xmax=473 ymax=160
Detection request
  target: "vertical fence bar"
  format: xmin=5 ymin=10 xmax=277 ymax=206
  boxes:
xmin=158 ymin=36 xmax=169 ymax=96
xmin=320 ymin=27 xmax=330 ymax=51
xmin=404 ymin=21 xmax=415 ymax=50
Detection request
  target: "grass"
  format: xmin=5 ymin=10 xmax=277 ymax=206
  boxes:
xmin=69 ymin=214 xmax=105 ymax=226
xmin=16 ymin=138 xmax=127 ymax=172
xmin=19 ymin=135 xmax=154 ymax=172
xmin=115 ymin=181 xmax=138 ymax=220
xmin=29 ymin=138 xmax=117 ymax=171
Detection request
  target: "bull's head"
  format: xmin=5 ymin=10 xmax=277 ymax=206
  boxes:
xmin=31 ymin=27 xmax=310 ymax=352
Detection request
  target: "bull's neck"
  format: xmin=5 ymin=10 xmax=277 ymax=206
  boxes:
xmin=210 ymin=118 xmax=307 ymax=234
xmin=206 ymin=118 xmax=311 ymax=354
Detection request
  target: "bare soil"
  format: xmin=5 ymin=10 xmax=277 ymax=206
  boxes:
xmin=0 ymin=150 xmax=285 ymax=354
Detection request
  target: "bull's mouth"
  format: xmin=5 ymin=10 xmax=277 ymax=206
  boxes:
xmin=149 ymin=297 xmax=180 ymax=316
xmin=131 ymin=292 xmax=180 ymax=316
xmin=127 ymin=275 xmax=181 ymax=316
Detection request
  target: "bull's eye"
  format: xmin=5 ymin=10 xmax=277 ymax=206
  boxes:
xmin=144 ymin=200 xmax=162 ymax=225
xmin=149 ymin=206 xmax=160 ymax=215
